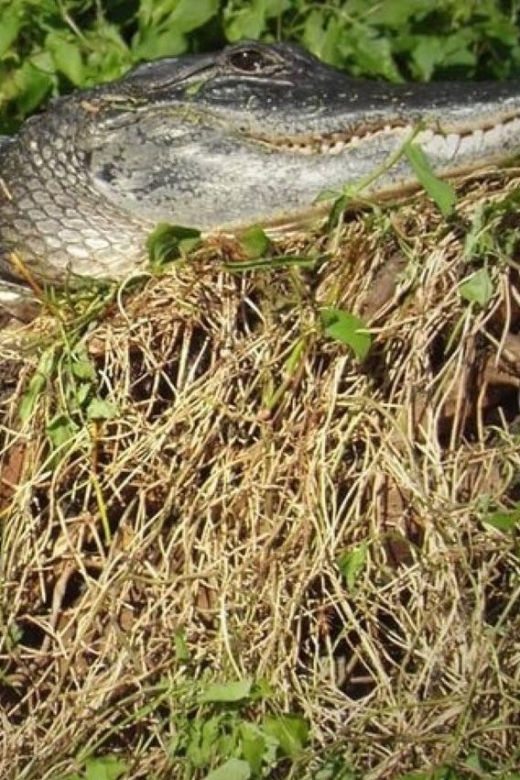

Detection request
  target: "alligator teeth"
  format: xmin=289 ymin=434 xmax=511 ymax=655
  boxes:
xmin=251 ymin=113 xmax=520 ymax=158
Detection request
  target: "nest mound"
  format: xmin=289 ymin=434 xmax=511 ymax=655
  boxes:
xmin=1 ymin=173 xmax=520 ymax=779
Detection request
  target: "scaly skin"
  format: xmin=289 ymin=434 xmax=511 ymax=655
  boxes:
xmin=1 ymin=41 xmax=520 ymax=290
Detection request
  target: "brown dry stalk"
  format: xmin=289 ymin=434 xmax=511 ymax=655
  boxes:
xmin=1 ymin=171 xmax=520 ymax=779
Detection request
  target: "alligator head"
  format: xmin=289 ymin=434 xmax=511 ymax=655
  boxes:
xmin=1 ymin=40 xmax=520 ymax=285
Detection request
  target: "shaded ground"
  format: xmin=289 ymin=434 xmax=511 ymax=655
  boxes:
xmin=1 ymin=171 xmax=520 ymax=779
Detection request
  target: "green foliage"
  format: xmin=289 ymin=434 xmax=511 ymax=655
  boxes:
xmin=337 ymin=543 xmax=369 ymax=591
xmin=263 ymin=713 xmax=309 ymax=758
xmin=146 ymin=223 xmax=202 ymax=266
xmin=163 ymin=677 xmax=310 ymax=778
xmin=320 ymin=308 xmax=371 ymax=360
xmin=20 ymin=339 xmax=118 ymax=451
xmin=3 ymin=4 xmax=520 ymax=780
xmin=458 ymin=268 xmax=494 ymax=306
xmin=60 ymin=755 xmax=127 ymax=780
xmin=238 ymin=226 xmax=271 ymax=259
xmin=482 ymin=503 xmax=520 ymax=532
xmin=463 ymin=187 xmax=520 ymax=265
xmin=199 ymin=679 xmax=254 ymax=703
xmin=404 ymin=141 xmax=457 ymax=217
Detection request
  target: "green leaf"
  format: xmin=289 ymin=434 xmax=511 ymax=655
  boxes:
xmin=147 ymin=223 xmax=201 ymax=265
xmin=0 ymin=7 xmax=22 ymax=58
xmin=46 ymin=414 xmax=78 ymax=449
xmin=225 ymin=2 xmax=266 ymax=42
xmin=337 ymin=543 xmax=368 ymax=591
xmin=84 ymin=756 xmax=127 ymax=780
xmin=174 ymin=628 xmax=190 ymax=662
xmin=45 ymin=31 xmax=84 ymax=85
xmin=458 ymin=268 xmax=493 ymax=306
xmin=239 ymin=226 xmax=271 ymax=259
xmin=263 ymin=714 xmax=309 ymax=758
xmin=19 ymin=348 xmax=56 ymax=422
xmin=410 ymin=33 xmax=476 ymax=81
xmin=404 ymin=142 xmax=457 ymax=217
xmin=320 ymin=308 xmax=371 ymax=359
xmin=303 ymin=11 xmax=341 ymax=65
xmin=483 ymin=506 xmax=520 ymax=532
xmin=340 ymin=23 xmax=403 ymax=82
xmin=240 ymin=723 xmax=269 ymax=775
xmin=71 ymin=359 xmax=97 ymax=381
xmin=14 ymin=59 xmax=55 ymax=116
xmin=199 ymin=679 xmax=252 ymax=703
xmin=168 ymin=0 xmax=218 ymax=32
xmin=204 ymin=758 xmax=251 ymax=780
xmin=86 ymin=398 xmax=118 ymax=421
xmin=133 ymin=27 xmax=188 ymax=60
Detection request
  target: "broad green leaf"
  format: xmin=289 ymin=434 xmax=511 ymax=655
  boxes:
xmin=239 ymin=226 xmax=271 ymax=259
xmin=263 ymin=714 xmax=309 ymax=758
xmin=45 ymin=31 xmax=84 ymax=85
xmin=147 ymin=223 xmax=201 ymax=265
xmin=204 ymin=758 xmax=251 ymax=780
xmin=483 ymin=507 xmax=520 ymax=532
xmin=303 ymin=11 xmax=341 ymax=65
xmin=168 ymin=0 xmax=218 ymax=32
xmin=225 ymin=3 xmax=265 ymax=42
xmin=46 ymin=414 xmax=78 ymax=449
xmin=0 ymin=8 xmax=22 ymax=58
xmin=240 ymin=723 xmax=269 ymax=775
xmin=71 ymin=359 xmax=97 ymax=381
xmin=133 ymin=27 xmax=188 ymax=60
xmin=320 ymin=308 xmax=371 ymax=360
xmin=458 ymin=268 xmax=493 ymax=306
xmin=199 ymin=679 xmax=252 ymax=703
xmin=337 ymin=543 xmax=368 ymax=591
xmin=364 ymin=0 xmax=430 ymax=29
xmin=74 ymin=382 xmax=92 ymax=409
xmin=86 ymin=398 xmax=118 ymax=421
xmin=411 ymin=33 xmax=476 ymax=81
xmin=14 ymin=59 xmax=55 ymax=116
xmin=84 ymin=756 xmax=127 ymax=780
xmin=341 ymin=24 xmax=402 ymax=82
xmin=404 ymin=142 xmax=457 ymax=217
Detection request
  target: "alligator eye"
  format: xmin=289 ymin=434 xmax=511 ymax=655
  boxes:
xmin=227 ymin=48 xmax=273 ymax=73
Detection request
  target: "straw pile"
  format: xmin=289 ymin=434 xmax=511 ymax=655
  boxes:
xmin=1 ymin=170 xmax=519 ymax=779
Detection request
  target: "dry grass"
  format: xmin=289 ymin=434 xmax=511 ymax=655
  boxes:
xmin=1 ymin=171 xmax=520 ymax=780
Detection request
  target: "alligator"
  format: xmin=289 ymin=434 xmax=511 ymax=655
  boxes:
xmin=1 ymin=40 xmax=520 ymax=302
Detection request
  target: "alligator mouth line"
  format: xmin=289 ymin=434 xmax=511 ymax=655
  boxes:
xmin=250 ymin=111 xmax=520 ymax=156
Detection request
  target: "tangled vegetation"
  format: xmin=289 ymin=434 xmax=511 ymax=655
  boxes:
xmin=1 ymin=2 xmax=520 ymax=780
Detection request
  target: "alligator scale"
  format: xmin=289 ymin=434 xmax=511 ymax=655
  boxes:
xmin=1 ymin=41 xmax=520 ymax=296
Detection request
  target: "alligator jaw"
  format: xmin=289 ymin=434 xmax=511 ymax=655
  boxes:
xmin=248 ymin=112 xmax=520 ymax=159
xmin=3 ymin=40 xmax=520 ymax=288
